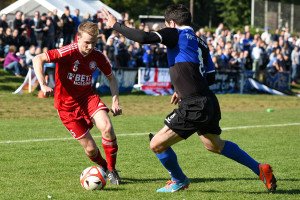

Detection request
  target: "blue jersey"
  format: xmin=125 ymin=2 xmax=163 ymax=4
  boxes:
xmin=156 ymin=27 xmax=215 ymax=98
xmin=167 ymin=27 xmax=199 ymax=66
xmin=166 ymin=27 xmax=215 ymax=76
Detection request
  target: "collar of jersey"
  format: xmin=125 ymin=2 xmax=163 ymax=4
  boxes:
xmin=177 ymin=26 xmax=194 ymax=31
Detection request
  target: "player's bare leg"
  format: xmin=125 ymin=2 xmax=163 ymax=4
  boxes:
xmin=199 ymin=133 xmax=225 ymax=153
xmin=93 ymin=110 xmax=120 ymax=185
xmin=78 ymin=131 xmax=108 ymax=170
xmin=150 ymin=125 xmax=190 ymax=192
xmin=150 ymin=125 xmax=183 ymax=153
xmin=199 ymin=133 xmax=276 ymax=192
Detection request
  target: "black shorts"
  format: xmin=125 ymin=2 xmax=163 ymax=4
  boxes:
xmin=164 ymin=91 xmax=222 ymax=139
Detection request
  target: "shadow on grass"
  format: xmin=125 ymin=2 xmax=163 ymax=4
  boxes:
xmin=120 ymin=177 xmax=257 ymax=185
xmin=269 ymin=189 xmax=300 ymax=195
xmin=0 ymin=85 xmax=17 ymax=91
xmin=191 ymin=177 xmax=257 ymax=183
xmin=101 ymin=187 xmax=126 ymax=191
xmin=0 ymin=71 xmax=23 ymax=92
xmin=200 ymin=189 xmax=300 ymax=195
xmin=119 ymin=177 xmax=166 ymax=185
xmin=0 ymin=76 xmax=23 ymax=83
xmin=121 ymin=177 xmax=300 ymax=195
xmin=122 ymin=177 xmax=300 ymax=183
xmin=195 ymin=177 xmax=300 ymax=195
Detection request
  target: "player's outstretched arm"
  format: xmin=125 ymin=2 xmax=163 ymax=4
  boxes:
xmin=101 ymin=8 xmax=161 ymax=44
xmin=107 ymin=74 xmax=122 ymax=116
xmin=32 ymin=53 xmax=53 ymax=95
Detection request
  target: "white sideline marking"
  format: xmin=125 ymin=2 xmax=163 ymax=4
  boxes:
xmin=222 ymin=122 xmax=300 ymax=130
xmin=1 ymin=122 xmax=300 ymax=144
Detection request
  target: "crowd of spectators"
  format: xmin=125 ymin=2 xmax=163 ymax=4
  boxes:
xmin=0 ymin=7 xmax=168 ymax=78
xmin=0 ymin=7 xmax=299 ymax=85
xmin=197 ymin=23 xmax=300 ymax=85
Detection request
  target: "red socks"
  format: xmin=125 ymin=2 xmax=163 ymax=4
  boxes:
xmin=88 ymin=148 xmax=107 ymax=170
xmin=86 ymin=138 xmax=118 ymax=171
xmin=102 ymin=137 xmax=118 ymax=171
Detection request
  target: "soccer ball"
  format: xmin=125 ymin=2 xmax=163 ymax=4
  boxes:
xmin=80 ymin=166 xmax=107 ymax=190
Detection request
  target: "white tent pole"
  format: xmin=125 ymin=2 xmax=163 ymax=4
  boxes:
xmin=251 ymin=0 xmax=255 ymax=27
xmin=29 ymin=67 xmax=32 ymax=93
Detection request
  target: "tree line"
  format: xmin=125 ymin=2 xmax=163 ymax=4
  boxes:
xmin=1 ymin=0 xmax=298 ymax=29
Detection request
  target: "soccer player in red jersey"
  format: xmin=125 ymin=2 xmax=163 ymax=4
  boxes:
xmin=33 ymin=21 xmax=122 ymax=185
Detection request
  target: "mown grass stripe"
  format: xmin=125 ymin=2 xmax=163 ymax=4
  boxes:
xmin=1 ymin=122 xmax=299 ymax=144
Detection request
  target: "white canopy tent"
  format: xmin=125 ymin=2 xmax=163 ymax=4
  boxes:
xmin=0 ymin=0 xmax=122 ymax=20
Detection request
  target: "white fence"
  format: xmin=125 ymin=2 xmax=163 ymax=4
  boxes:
xmin=251 ymin=0 xmax=300 ymax=33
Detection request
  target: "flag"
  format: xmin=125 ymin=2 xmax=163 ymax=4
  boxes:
xmin=135 ymin=67 xmax=173 ymax=95
xmin=248 ymin=78 xmax=286 ymax=96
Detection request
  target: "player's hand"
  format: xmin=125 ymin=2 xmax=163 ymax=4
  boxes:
xmin=171 ymin=92 xmax=180 ymax=105
xmin=40 ymin=84 xmax=53 ymax=96
xmin=101 ymin=8 xmax=117 ymax=28
xmin=110 ymin=105 xmax=122 ymax=117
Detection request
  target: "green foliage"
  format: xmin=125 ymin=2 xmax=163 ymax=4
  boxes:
xmin=214 ymin=0 xmax=251 ymax=28
xmin=100 ymin=0 xmax=251 ymax=29
xmin=101 ymin=0 xmax=189 ymax=20
xmin=0 ymin=0 xmax=16 ymax=10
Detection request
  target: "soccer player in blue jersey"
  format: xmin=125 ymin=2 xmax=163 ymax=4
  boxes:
xmin=102 ymin=4 xmax=277 ymax=193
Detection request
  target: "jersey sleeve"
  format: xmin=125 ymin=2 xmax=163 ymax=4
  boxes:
xmin=156 ymin=28 xmax=179 ymax=48
xmin=96 ymin=51 xmax=112 ymax=77
xmin=113 ymin=22 xmax=161 ymax=44
xmin=45 ymin=49 xmax=62 ymax=62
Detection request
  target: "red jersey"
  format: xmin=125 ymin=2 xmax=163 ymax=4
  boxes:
xmin=46 ymin=43 xmax=112 ymax=111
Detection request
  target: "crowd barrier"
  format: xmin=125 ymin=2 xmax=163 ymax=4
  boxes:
xmin=95 ymin=68 xmax=138 ymax=94
xmin=95 ymin=67 xmax=291 ymax=95
xmin=210 ymin=70 xmax=290 ymax=94
xmin=14 ymin=67 xmax=290 ymax=95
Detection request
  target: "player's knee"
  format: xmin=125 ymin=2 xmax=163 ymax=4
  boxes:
xmin=100 ymin=123 xmax=113 ymax=137
xmin=150 ymin=145 xmax=163 ymax=154
xmin=204 ymin=143 xmax=222 ymax=154
xmin=150 ymin=141 xmax=165 ymax=154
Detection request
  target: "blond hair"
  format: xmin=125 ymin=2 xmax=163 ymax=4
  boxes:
xmin=77 ymin=21 xmax=98 ymax=38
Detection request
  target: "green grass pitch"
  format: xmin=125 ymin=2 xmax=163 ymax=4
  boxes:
xmin=0 ymin=71 xmax=300 ymax=199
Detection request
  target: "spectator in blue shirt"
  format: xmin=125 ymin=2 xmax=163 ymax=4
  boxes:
xmin=72 ymin=9 xmax=81 ymax=32
xmin=142 ymin=44 xmax=152 ymax=68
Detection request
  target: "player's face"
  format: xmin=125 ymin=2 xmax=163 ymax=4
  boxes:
xmin=77 ymin=32 xmax=97 ymax=56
